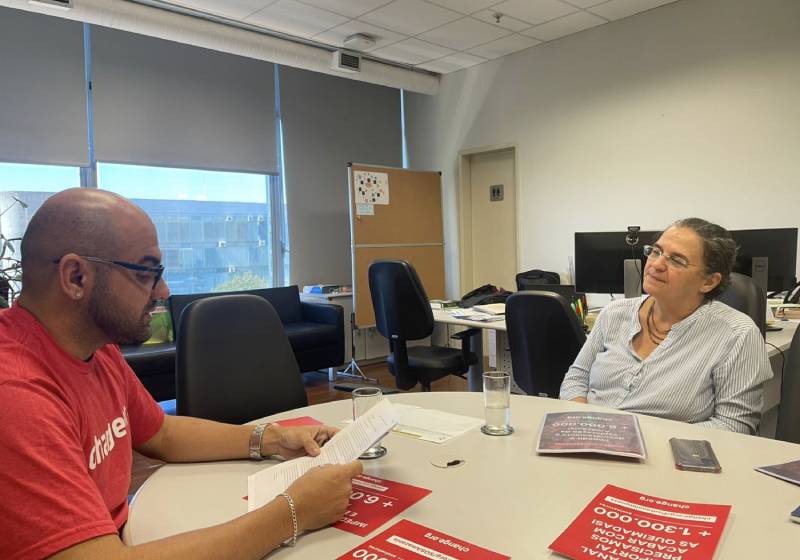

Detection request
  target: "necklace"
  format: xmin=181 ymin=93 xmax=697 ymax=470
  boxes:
xmin=646 ymin=301 xmax=671 ymax=345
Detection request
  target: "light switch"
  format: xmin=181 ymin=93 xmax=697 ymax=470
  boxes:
xmin=490 ymin=184 xmax=504 ymax=201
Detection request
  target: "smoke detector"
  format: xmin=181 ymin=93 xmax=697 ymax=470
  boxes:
xmin=343 ymin=33 xmax=376 ymax=51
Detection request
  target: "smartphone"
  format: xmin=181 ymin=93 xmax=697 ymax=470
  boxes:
xmin=669 ymin=438 xmax=721 ymax=473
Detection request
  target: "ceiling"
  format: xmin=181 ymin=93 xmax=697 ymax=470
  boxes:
xmin=161 ymin=0 xmax=682 ymax=74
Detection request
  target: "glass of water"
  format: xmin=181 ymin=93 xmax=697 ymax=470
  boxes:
xmin=481 ymin=371 xmax=514 ymax=436
xmin=352 ymin=387 xmax=388 ymax=459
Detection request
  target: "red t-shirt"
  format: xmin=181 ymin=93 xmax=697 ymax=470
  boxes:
xmin=0 ymin=304 xmax=165 ymax=560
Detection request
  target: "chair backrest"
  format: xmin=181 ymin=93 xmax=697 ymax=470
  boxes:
xmin=515 ymin=269 xmax=561 ymax=291
xmin=368 ymin=260 xmax=434 ymax=342
xmin=505 ymin=291 xmax=587 ymax=397
xmin=176 ymin=294 xmax=307 ymax=424
xmin=776 ymin=326 xmax=800 ymax=443
xmin=717 ymin=272 xmax=766 ymax=337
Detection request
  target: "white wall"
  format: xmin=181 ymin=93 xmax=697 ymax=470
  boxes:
xmin=405 ymin=0 xmax=800 ymax=298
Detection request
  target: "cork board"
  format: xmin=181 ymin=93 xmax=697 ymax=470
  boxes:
xmin=349 ymin=164 xmax=445 ymax=327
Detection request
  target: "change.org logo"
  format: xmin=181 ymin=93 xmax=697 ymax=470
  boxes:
xmin=88 ymin=406 xmax=129 ymax=471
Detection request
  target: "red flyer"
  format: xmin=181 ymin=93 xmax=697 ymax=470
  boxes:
xmin=336 ymin=519 xmax=510 ymax=560
xmin=273 ymin=416 xmax=323 ymax=427
xmin=550 ymin=484 xmax=731 ymax=560
xmin=334 ymin=475 xmax=432 ymax=536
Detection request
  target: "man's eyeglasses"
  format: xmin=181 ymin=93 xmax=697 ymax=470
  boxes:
xmin=53 ymin=255 xmax=165 ymax=290
xmin=642 ymin=245 xmax=697 ymax=270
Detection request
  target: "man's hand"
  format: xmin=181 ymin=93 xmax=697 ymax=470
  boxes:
xmin=284 ymin=461 xmax=363 ymax=532
xmin=262 ymin=424 xmax=339 ymax=459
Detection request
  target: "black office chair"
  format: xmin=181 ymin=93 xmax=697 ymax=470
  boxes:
xmin=176 ymin=294 xmax=307 ymax=424
xmin=717 ymin=272 xmax=766 ymax=338
xmin=369 ymin=260 xmax=478 ymax=391
xmin=776 ymin=326 xmax=800 ymax=444
xmin=505 ymin=291 xmax=586 ymax=397
xmin=515 ymin=269 xmax=560 ymax=291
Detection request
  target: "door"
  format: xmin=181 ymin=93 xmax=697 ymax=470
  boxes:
xmin=467 ymin=148 xmax=517 ymax=292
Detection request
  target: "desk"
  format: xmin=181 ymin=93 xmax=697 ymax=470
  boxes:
xmin=124 ymin=393 xmax=800 ymax=558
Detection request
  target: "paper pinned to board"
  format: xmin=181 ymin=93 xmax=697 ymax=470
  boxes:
xmin=247 ymin=399 xmax=399 ymax=511
xmin=354 ymin=170 xmax=390 ymax=205
xmin=356 ymin=203 xmax=374 ymax=216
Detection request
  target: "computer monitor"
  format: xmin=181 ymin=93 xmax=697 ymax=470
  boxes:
xmin=730 ymin=228 xmax=798 ymax=292
xmin=574 ymin=230 xmax=659 ymax=294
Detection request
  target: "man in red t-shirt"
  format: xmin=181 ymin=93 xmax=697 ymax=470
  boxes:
xmin=0 ymin=189 xmax=362 ymax=560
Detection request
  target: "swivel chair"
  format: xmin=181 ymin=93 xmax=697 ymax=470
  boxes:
xmin=369 ymin=260 xmax=478 ymax=391
xmin=176 ymin=294 xmax=307 ymax=423
xmin=505 ymin=291 xmax=586 ymax=397
xmin=717 ymin=272 xmax=766 ymax=338
xmin=776 ymin=325 xmax=800 ymax=444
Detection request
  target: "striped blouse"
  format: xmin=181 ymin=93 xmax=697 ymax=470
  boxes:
xmin=559 ymin=295 xmax=773 ymax=434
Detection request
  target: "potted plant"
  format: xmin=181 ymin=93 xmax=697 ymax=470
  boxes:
xmin=0 ymin=196 xmax=27 ymax=308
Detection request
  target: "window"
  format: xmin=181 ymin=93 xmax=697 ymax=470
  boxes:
xmin=97 ymin=163 xmax=278 ymax=295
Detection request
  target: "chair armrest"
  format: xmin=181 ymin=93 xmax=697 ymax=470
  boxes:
xmin=450 ymin=328 xmax=480 ymax=367
xmin=450 ymin=328 xmax=481 ymax=340
xmin=301 ymin=302 xmax=343 ymax=326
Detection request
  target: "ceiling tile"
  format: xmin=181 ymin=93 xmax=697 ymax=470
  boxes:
xmin=426 ymin=0 xmax=505 ymax=15
xmin=169 ymin=0 xmax=273 ymax=20
xmin=372 ymin=37 xmax=455 ymax=64
xmin=491 ymin=0 xmax=578 ymax=25
xmin=467 ymin=33 xmax=540 ymax=59
xmin=418 ymin=17 xmax=510 ymax=51
xmin=561 ymin=0 xmax=608 ymax=8
xmin=313 ymin=20 xmax=405 ymax=51
xmin=359 ymin=0 xmax=462 ymax=35
xmin=523 ymin=11 xmax=606 ymax=41
xmin=297 ymin=0 xmax=394 ymax=18
xmin=472 ymin=9 xmax=532 ymax=32
xmin=246 ymin=0 xmax=348 ymax=37
xmin=588 ymin=0 xmax=680 ymax=20
xmin=417 ymin=52 xmax=487 ymax=73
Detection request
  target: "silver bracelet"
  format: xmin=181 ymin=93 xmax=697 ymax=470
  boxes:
xmin=248 ymin=423 xmax=268 ymax=461
xmin=281 ymin=492 xmax=298 ymax=547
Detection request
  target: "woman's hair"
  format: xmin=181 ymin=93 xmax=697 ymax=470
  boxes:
xmin=666 ymin=217 xmax=738 ymax=299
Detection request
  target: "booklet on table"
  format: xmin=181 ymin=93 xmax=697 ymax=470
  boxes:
xmin=537 ymin=411 xmax=647 ymax=459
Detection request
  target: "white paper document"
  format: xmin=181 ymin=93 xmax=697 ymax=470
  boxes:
xmin=392 ymin=405 xmax=483 ymax=444
xmin=247 ymin=399 xmax=399 ymax=511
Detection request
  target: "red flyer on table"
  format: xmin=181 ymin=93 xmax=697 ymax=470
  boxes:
xmin=336 ymin=519 xmax=510 ymax=560
xmin=334 ymin=475 xmax=431 ymax=536
xmin=273 ymin=416 xmax=323 ymax=427
xmin=550 ymin=485 xmax=731 ymax=560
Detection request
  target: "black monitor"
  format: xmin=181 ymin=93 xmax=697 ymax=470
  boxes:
xmin=730 ymin=228 xmax=798 ymax=292
xmin=574 ymin=231 xmax=659 ymax=294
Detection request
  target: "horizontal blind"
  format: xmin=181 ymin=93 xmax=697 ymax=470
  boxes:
xmin=0 ymin=7 xmax=88 ymax=167
xmin=91 ymin=26 xmax=277 ymax=174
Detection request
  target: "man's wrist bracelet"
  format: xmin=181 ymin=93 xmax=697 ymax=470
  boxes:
xmin=248 ymin=423 xmax=269 ymax=460
xmin=281 ymin=492 xmax=298 ymax=547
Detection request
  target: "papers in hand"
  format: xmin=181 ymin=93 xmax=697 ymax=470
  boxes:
xmin=247 ymin=399 xmax=399 ymax=511
xmin=536 ymin=411 xmax=647 ymax=459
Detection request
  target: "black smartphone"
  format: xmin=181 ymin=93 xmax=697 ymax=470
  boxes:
xmin=669 ymin=438 xmax=722 ymax=473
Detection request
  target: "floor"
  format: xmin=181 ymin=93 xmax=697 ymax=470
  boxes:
xmin=129 ymin=362 xmax=470 ymax=495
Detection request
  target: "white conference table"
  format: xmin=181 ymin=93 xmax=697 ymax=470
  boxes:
xmin=124 ymin=393 xmax=800 ymax=558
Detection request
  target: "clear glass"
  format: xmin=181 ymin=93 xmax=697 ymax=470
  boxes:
xmin=481 ymin=371 xmax=514 ymax=436
xmin=352 ymin=387 xmax=388 ymax=459
xmin=97 ymin=162 xmax=275 ymax=294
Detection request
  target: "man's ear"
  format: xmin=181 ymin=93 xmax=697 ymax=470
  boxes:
xmin=57 ymin=254 xmax=88 ymax=300
xmin=700 ymin=272 xmax=722 ymax=294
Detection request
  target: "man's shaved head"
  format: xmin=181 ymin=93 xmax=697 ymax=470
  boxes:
xmin=20 ymin=189 xmax=149 ymax=293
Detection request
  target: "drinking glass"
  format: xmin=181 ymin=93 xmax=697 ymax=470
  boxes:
xmin=352 ymin=387 xmax=388 ymax=458
xmin=481 ymin=371 xmax=514 ymax=436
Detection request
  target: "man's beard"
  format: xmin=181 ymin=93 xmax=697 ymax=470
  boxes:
xmin=88 ymin=276 xmax=152 ymax=345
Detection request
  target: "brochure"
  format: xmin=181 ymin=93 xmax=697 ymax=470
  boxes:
xmin=754 ymin=459 xmax=800 ymax=486
xmin=537 ymin=411 xmax=647 ymax=459
xmin=550 ymin=484 xmax=731 ymax=560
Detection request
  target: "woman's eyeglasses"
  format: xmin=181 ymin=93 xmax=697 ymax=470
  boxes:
xmin=642 ymin=245 xmax=696 ymax=270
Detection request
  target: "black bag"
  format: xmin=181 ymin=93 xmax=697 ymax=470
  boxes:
xmin=515 ymin=269 xmax=561 ymax=291
xmin=459 ymin=284 xmax=512 ymax=308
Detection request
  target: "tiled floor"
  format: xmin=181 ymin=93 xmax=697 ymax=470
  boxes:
xmin=129 ymin=362 xmax=470 ymax=495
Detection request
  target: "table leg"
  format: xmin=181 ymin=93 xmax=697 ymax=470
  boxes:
xmin=468 ymin=330 xmax=484 ymax=392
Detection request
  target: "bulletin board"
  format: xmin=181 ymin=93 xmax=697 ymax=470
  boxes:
xmin=349 ymin=163 xmax=445 ymax=327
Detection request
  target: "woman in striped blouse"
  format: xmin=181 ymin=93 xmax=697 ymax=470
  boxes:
xmin=559 ymin=218 xmax=772 ymax=434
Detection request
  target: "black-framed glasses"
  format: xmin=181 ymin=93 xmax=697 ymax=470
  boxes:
xmin=642 ymin=245 xmax=697 ymax=270
xmin=53 ymin=255 xmax=165 ymax=289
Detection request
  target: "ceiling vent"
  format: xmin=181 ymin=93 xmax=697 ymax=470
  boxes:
xmin=331 ymin=50 xmax=361 ymax=73
xmin=28 ymin=0 xmax=73 ymax=9
xmin=343 ymin=33 xmax=376 ymax=51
